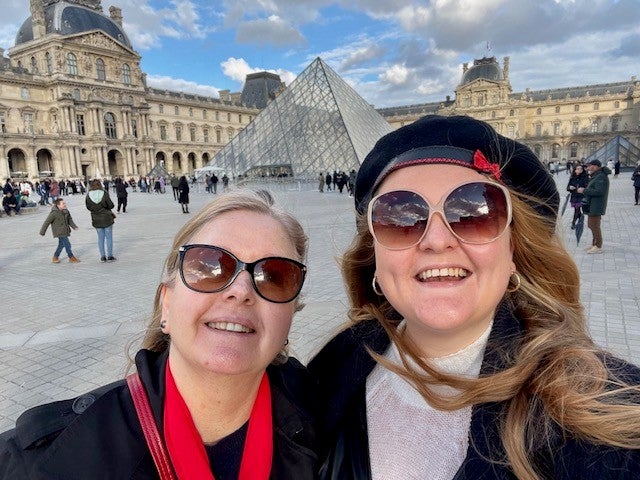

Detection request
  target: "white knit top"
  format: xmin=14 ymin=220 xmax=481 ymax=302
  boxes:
xmin=366 ymin=323 xmax=492 ymax=480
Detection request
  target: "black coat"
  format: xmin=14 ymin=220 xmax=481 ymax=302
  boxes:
xmin=566 ymin=172 xmax=588 ymax=206
xmin=178 ymin=178 xmax=190 ymax=204
xmin=308 ymin=304 xmax=640 ymax=480
xmin=0 ymin=350 xmax=318 ymax=480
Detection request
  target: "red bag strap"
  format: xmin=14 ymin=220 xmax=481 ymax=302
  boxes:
xmin=126 ymin=373 xmax=176 ymax=480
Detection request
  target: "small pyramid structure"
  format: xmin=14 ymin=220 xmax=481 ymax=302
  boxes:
xmin=585 ymin=134 xmax=640 ymax=167
xmin=210 ymin=57 xmax=393 ymax=179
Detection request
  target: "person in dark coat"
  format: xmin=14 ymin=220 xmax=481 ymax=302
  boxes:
xmin=308 ymin=115 xmax=640 ymax=480
xmin=580 ymin=159 xmax=611 ymax=253
xmin=178 ymin=175 xmax=190 ymax=213
xmin=1 ymin=190 xmax=317 ymax=480
xmin=566 ymin=163 xmax=589 ymax=229
xmin=632 ymin=161 xmax=640 ymax=205
xmin=114 ymin=177 xmax=129 ymax=213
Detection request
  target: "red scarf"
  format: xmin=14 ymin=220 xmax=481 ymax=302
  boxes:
xmin=163 ymin=362 xmax=273 ymax=479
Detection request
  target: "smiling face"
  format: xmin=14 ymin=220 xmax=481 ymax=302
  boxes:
xmin=373 ymin=163 xmax=515 ymax=357
xmin=161 ymin=210 xmax=299 ymax=379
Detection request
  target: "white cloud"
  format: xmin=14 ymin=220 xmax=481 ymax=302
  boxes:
xmin=380 ymin=64 xmax=409 ymax=85
xmin=220 ymin=57 xmax=296 ymax=86
xmin=146 ymin=74 xmax=221 ymax=97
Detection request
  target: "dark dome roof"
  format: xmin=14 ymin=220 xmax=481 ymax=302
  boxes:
xmin=15 ymin=2 xmax=131 ymax=49
xmin=460 ymin=57 xmax=504 ymax=86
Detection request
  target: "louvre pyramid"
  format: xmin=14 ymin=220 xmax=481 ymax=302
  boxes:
xmin=210 ymin=57 xmax=393 ymax=179
xmin=585 ymin=134 xmax=640 ymax=167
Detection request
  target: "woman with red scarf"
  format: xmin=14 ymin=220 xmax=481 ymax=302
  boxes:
xmin=0 ymin=190 xmax=318 ymax=480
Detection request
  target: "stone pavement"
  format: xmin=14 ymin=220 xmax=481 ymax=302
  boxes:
xmin=1 ymin=173 xmax=639 ymax=431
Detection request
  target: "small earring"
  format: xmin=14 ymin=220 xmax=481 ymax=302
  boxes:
xmin=506 ymin=271 xmax=521 ymax=293
xmin=284 ymin=338 xmax=289 ymax=346
xmin=160 ymin=320 xmax=166 ymax=330
xmin=372 ymin=274 xmax=384 ymax=296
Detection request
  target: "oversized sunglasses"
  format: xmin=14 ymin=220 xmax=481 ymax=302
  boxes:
xmin=367 ymin=181 xmax=512 ymax=250
xmin=178 ymin=245 xmax=307 ymax=303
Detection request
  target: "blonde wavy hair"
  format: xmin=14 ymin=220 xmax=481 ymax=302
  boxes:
xmin=131 ymin=189 xmax=308 ymax=362
xmin=343 ymin=185 xmax=640 ymax=479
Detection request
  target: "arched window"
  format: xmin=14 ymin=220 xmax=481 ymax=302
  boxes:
xmin=104 ymin=112 xmax=117 ymax=139
xmin=611 ymin=116 xmax=620 ymax=132
xmin=570 ymin=142 xmax=579 ymax=158
xmin=45 ymin=52 xmax=53 ymax=74
xmin=536 ymin=107 xmax=542 ymax=115
xmin=122 ymin=63 xmax=131 ymax=85
xmin=96 ymin=58 xmax=106 ymax=80
xmin=31 ymin=56 xmax=38 ymax=74
xmin=614 ymin=100 xmax=620 ymax=109
xmin=551 ymin=143 xmax=560 ymax=159
xmin=533 ymin=145 xmax=542 ymax=158
xmin=66 ymin=52 xmax=77 ymax=75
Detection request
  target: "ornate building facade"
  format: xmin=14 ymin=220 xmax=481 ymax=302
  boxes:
xmin=379 ymin=56 xmax=640 ymax=166
xmin=2 ymin=1 xmax=638 ymax=182
xmin=0 ymin=0 xmax=259 ymax=180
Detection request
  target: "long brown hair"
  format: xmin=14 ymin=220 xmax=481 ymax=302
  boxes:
xmin=342 ymin=187 xmax=640 ymax=479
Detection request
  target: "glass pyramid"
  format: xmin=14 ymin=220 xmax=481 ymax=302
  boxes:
xmin=210 ymin=57 xmax=393 ymax=179
xmin=585 ymin=135 xmax=640 ymax=168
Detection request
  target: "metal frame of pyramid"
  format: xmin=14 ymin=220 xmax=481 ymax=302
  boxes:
xmin=210 ymin=58 xmax=392 ymax=180
xmin=584 ymin=134 xmax=640 ymax=168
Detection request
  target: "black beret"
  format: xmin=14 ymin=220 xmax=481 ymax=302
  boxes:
xmin=355 ymin=115 xmax=559 ymax=221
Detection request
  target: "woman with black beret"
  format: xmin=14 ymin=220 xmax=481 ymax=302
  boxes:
xmin=309 ymin=115 xmax=640 ymax=480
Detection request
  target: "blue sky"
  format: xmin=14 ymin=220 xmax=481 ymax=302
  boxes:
xmin=1 ymin=0 xmax=639 ymax=108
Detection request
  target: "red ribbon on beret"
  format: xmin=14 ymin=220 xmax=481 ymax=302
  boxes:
xmin=473 ymin=150 xmax=502 ymax=180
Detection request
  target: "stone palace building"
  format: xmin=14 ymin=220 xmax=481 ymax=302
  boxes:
xmin=1 ymin=0 xmax=639 ymax=181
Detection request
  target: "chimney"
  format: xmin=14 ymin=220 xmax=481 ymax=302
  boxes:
xmin=30 ymin=0 xmax=46 ymax=40
xmin=109 ymin=6 xmax=123 ymax=27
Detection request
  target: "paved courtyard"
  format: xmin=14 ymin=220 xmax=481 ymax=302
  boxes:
xmin=1 ymin=172 xmax=639 ymax=431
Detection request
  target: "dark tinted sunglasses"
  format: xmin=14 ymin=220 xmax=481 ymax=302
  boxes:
xmin=178 ymin=245 xmax=307 ymax=303
xmin=368 ymin=181 xmax=512 ymax=250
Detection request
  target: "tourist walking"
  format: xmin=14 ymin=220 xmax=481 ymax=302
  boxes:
xmin=85 ymin=179 xmax=116 ymax=262
xmin=170 ymin=175 xmax=180 ymax=201
xmin=579 ymin=159 xmax=611 ymax=254
xmin=39 ymin=198 xmax=80 ymax=263
xmin=177 ymin=175 xmax=190 ymax=213
xmin=566 ymin=164 xmax=588 ymax=229
xmin=318 ymin=172 xmax=325 ymax=192
xmin=114 ymin=177 xmax=128 ymax=213
xmin=632 ymin=161 xmax=640 ymax=205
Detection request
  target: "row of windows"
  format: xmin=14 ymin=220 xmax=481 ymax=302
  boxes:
xmin=532 ymin=116 xmax=621 ymax=136
xmin=156 ymin=104 xmax=251 ymax=123
xmin=158 ymin=124 xmax=234 ymax=143
xmin=19 ymin=52 xmax=132 ymax=85
xmin=535 ymin=101 xmax=620 ymax=115
xmin=486 ymin=101 xmax=623 ymax=120
xmin=533 ymin=141 xmax=601 ymax=159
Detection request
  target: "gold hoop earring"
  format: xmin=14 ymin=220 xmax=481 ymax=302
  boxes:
xmin=507 ymin=271 xmax=521 ymax=293
xmin=372 ymin=274 xmax=383 ymax=296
